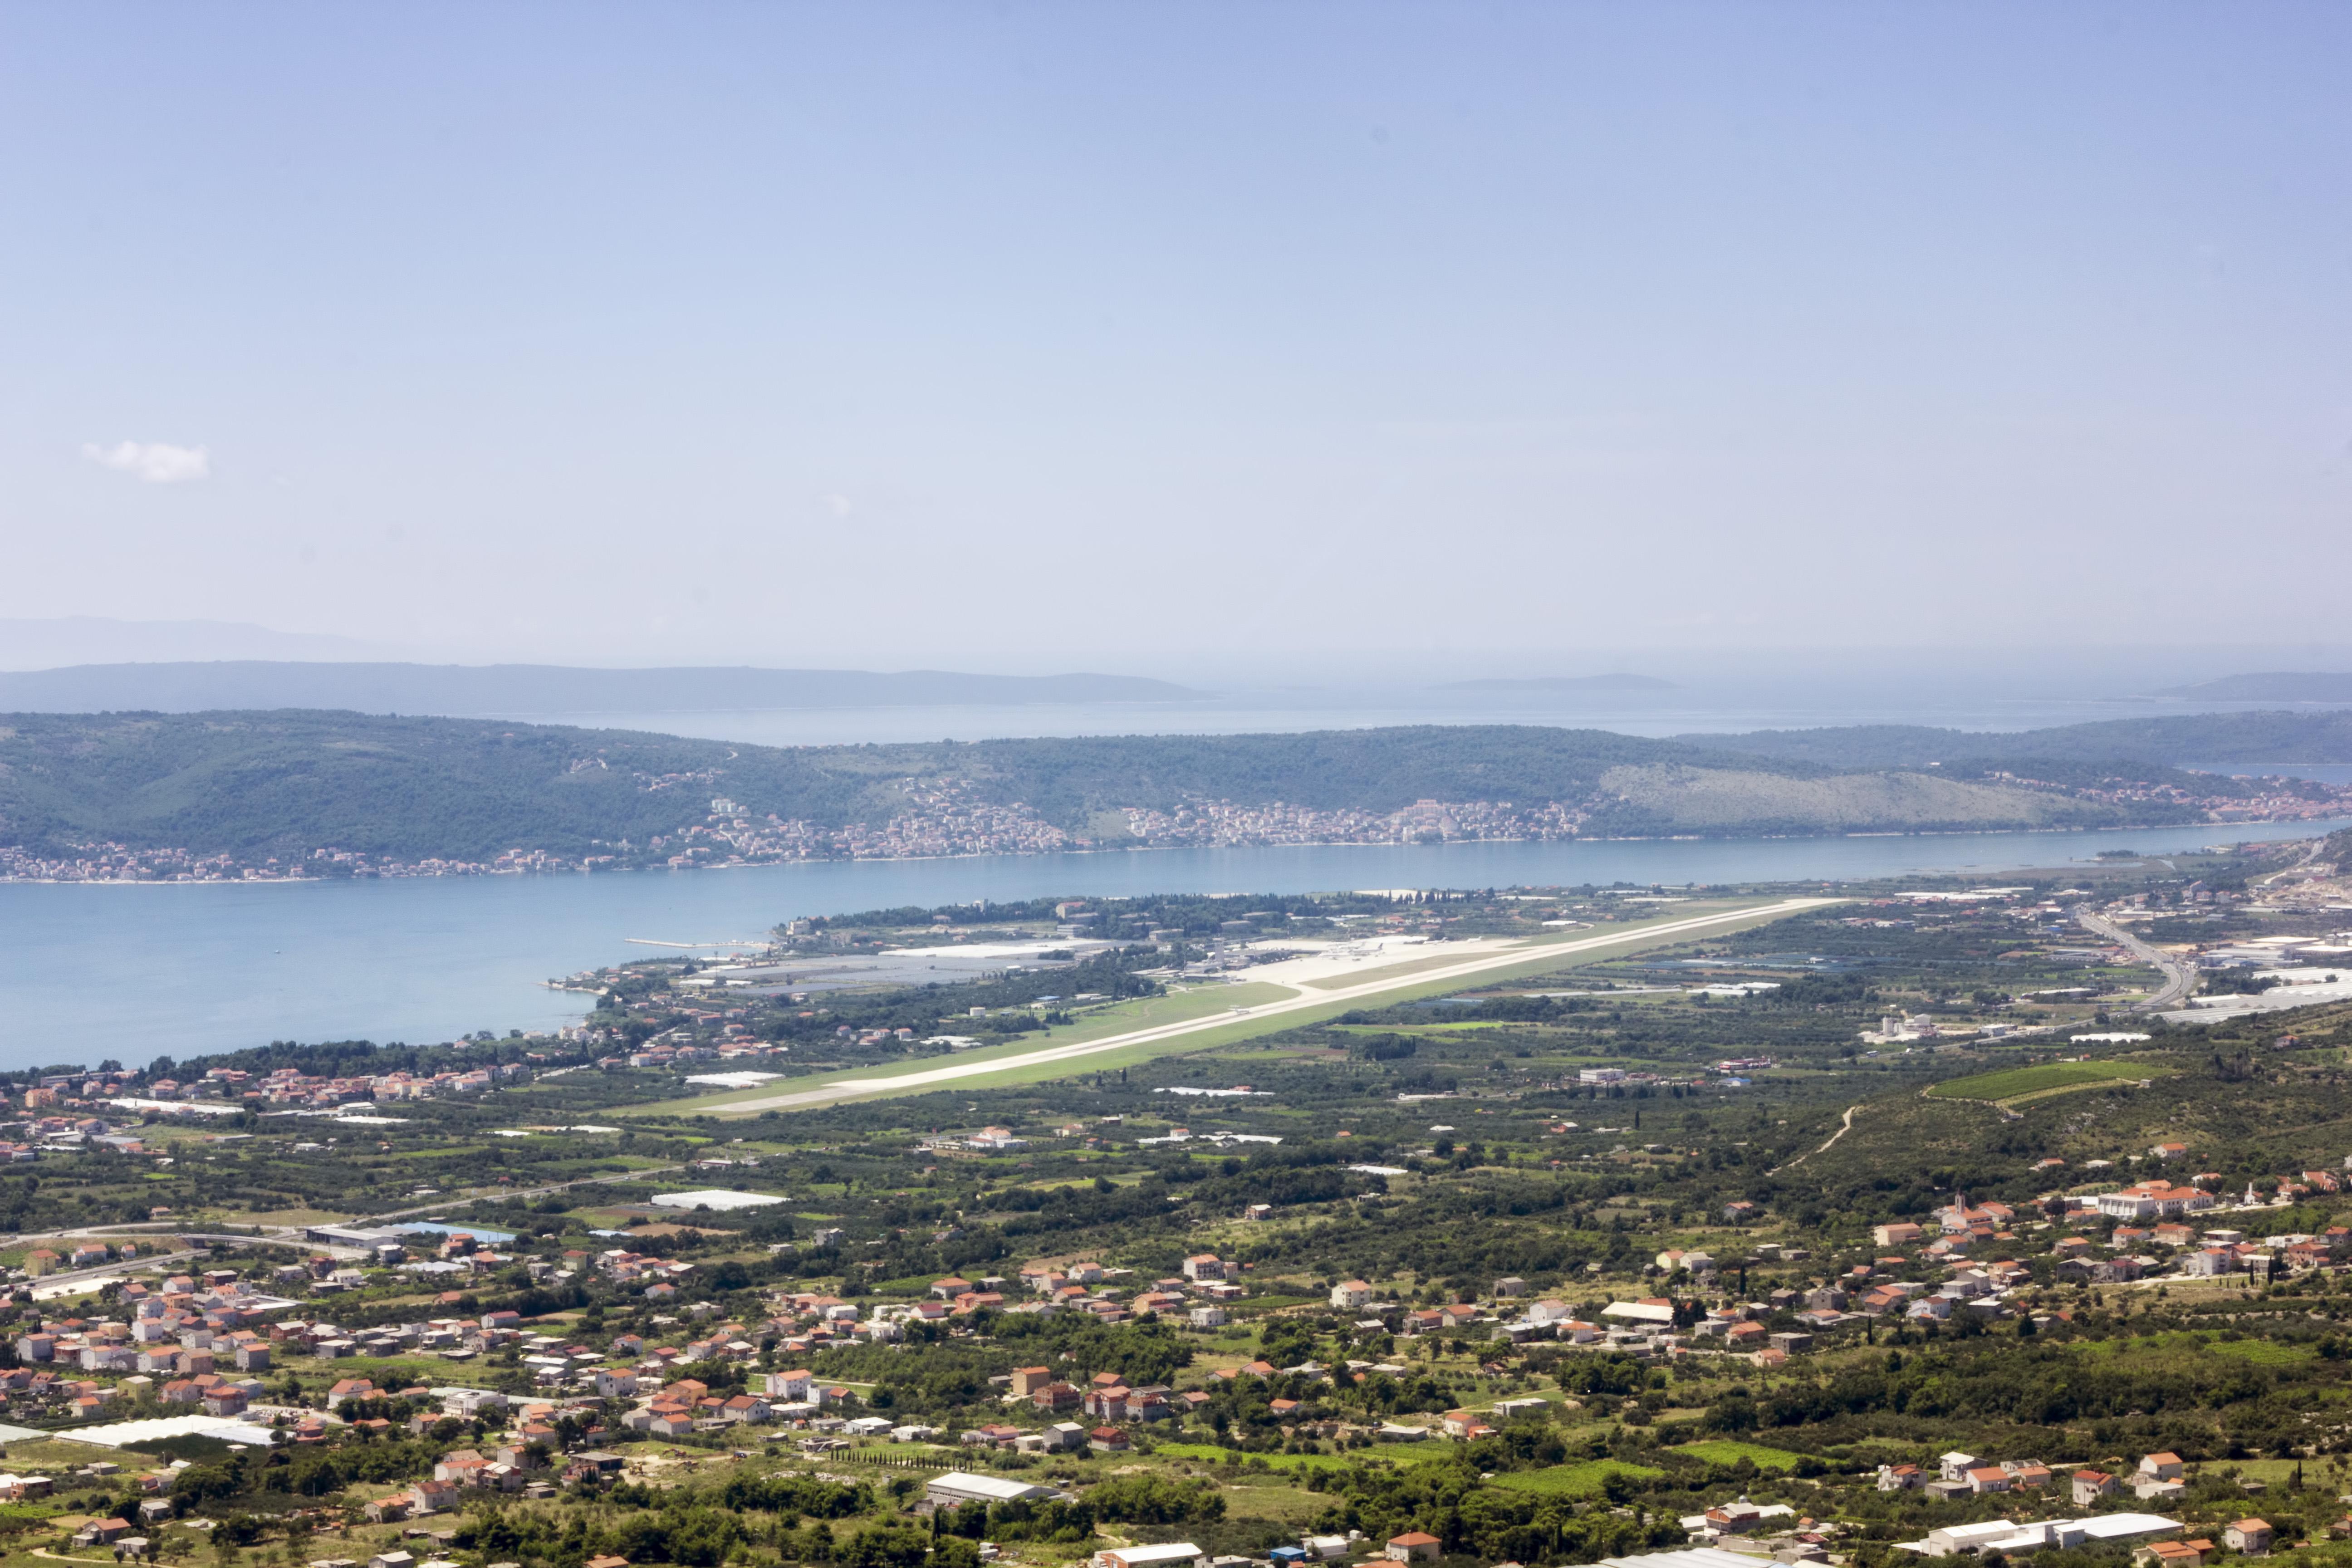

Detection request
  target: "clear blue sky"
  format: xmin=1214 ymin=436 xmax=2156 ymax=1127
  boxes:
xmin=4 ymin=4 xmax=2347 ymax=669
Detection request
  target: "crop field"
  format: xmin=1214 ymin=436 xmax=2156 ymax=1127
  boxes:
xmin=1924 ymin=1059 xmax=2159 ymax=1102
xmin=1673 ymin=1440 xmax=1813 ymax=1471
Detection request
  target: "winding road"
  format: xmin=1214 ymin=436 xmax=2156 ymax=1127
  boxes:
xmin=1771 ymin=1103 xmax=1860 ymax=1176
xmin=2076 ymin=907 xmax=2198 ymax=1011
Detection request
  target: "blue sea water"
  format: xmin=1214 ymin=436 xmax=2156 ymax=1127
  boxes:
xmin=1 ymin=816 xmax=2341 ymax=1068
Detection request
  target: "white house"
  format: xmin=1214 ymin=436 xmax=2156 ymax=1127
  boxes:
xmin=1093 ymin=1547 xmax=1204 ymax=1568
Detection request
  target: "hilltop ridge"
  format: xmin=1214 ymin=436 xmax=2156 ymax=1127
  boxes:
xmin=3 ymin=709 xmax=2344 ymax=881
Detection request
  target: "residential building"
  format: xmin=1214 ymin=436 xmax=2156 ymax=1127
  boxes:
xmin=2224 ymin=1521 xmax=2273 ymax=1556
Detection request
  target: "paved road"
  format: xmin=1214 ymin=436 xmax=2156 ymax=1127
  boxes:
xmin=698 ymin=897 xmax=1839 ymax=1116
xmin=2254 ymin=836 xmax=2333 ymax=893
xmin=26 ymin=1250 xmax=207 ymax=1299
xmin=2077 ymin=908 xmax=2198 ymax=1010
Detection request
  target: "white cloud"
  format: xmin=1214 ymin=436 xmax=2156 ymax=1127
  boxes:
xmin=818 ymin=492 xmax=853 ymax=517
xmin=82 ymin=440 xmax=211 ymax=484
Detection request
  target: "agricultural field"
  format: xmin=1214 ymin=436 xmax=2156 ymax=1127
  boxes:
xmin=1924 ymin=1060 xmax=2166 ymax=1103
xmin=1669 ymin=1441 xmax=1813 ymax=1472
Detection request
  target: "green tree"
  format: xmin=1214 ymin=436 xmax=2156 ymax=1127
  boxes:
xmin=841 ymin=1523 xmax=930 ymax=1568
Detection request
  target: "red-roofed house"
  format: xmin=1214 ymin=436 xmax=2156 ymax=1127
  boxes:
xmin=2225 ymin=1521 xmax=2273 ymax=1557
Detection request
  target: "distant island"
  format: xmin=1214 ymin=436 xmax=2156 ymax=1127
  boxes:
xmin=1433 ymin=673 xmax=1678 ymax=693
xmin=4 ymin=708 xmax=2348 ymax=882
xmin=2154 ymin=671 xmax=2352 ymax=703
xmin=0 ymin=661 xmax=1208 ymax=715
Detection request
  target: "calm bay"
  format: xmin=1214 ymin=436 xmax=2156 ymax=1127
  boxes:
xmin=1 ymin=817 xmax=2342 ymax=1068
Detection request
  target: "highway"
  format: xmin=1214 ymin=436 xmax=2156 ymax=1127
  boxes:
xmin=2077 ymin=908 xmax=2199 ymax=1011
xmin=28 ymin=1250 xmax=207 ymax=1300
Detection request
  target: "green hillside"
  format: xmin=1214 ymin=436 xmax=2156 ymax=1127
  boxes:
xmin=0 ymin=707 xmax=2329 ymax=870
xmin=1686 ymin=710 xmax=2352 ymax=769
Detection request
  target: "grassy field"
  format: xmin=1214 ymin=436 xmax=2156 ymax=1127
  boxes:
xmin=1223 ymin=1293 xmax=1326 ymax=1317
xmin=627 ymin=983 xmax=1299 ymax=1115
xmin=1673 ymin=1440 xmax=1812 ymax=1470
xmin=2073 ymin=1329 xmax=2315 ymax=1371
xmin=1924 ymin=1060 xmax=2161 ymax=1103
xmin=1328 ymin=1021 xmax=1526 ymax=1034
xmin=1151 ymin=1441 xmax=1454 ymax=1473
xmin=305 ymin=1352 xmax=509 ymax=1387
xmin=1485 ymin=1459 xmax=1664 ymax=1497
xmin=2208 ymin=1336 xmax=2314 ymax=1366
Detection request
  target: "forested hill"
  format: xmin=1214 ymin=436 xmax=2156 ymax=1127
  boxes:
xmin=1683 ymin=711 xmax=2352 ymax=769
xmin=0 ymin=708 xmax=2341 ymax=874
xmin=0 ymin=712 xmax=1733 ymax=862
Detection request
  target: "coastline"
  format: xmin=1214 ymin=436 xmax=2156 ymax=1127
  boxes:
xmin=3 ymin=815 xmax=2337 ymax=1063
xmin=4 ymin=810 xmax=2345 ymax=887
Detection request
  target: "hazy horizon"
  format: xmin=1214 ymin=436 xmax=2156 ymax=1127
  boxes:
xmin=9 ymin=616 xmax=2352 ymax=756
xmin=6 ymin=5 xmax=2348 ymax=666
xmin=6 ymin=614 xmax=2352 ymax=697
